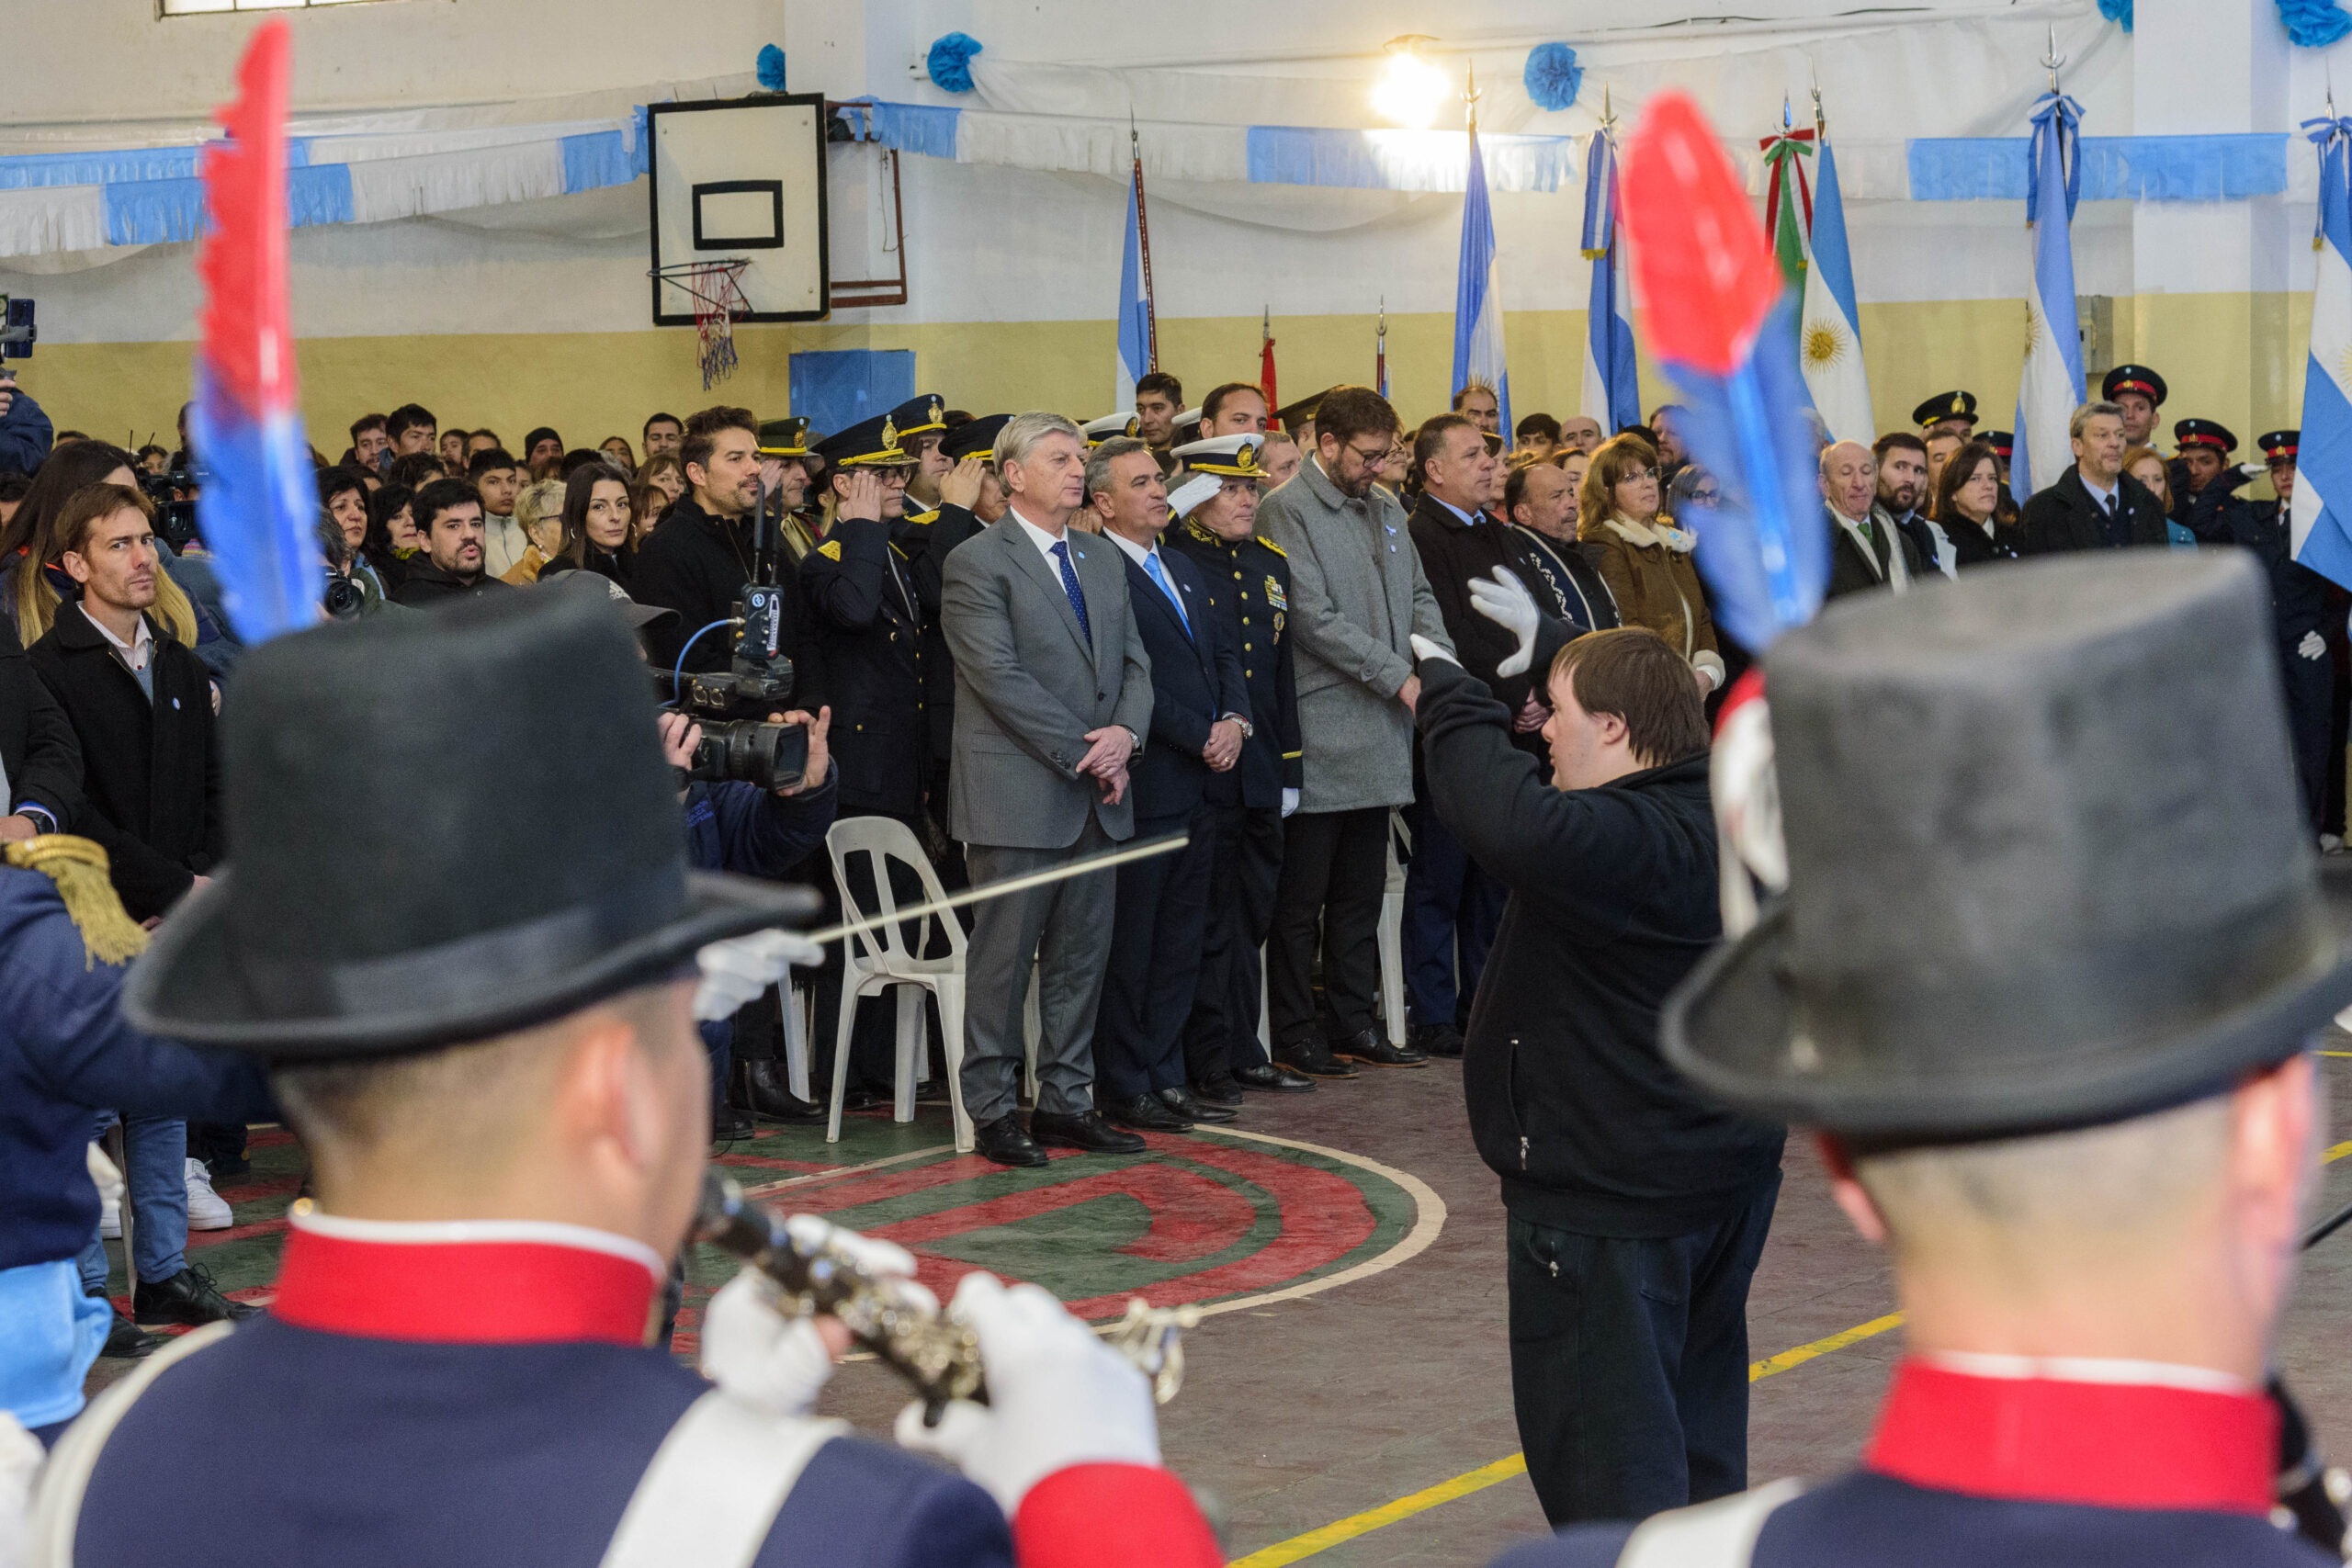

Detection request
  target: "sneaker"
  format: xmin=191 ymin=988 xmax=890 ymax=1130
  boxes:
xmin=185 ymin=1157 xmax=233 ymax=1231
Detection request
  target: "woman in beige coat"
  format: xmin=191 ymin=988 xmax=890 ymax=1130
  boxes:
xmin=1576 ymin=434 xmax=1725 ymax=694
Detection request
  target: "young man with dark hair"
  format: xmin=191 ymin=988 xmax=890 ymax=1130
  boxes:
xmin=642 ymin=412 xmax=684 ymax=459
xmin=1134 ymin=372 xmax=1184 ymax=453
xmin=465 ymin=429 xmax=502 ymax=463
xmin=468 ymin=447 xmax=526 ymax=578
xmin=392 ymin=479 xmax=510 ymax=605
xmin=349 ymin=414 xmax=390 ymax=474
xmin=1198 ymin=383 xmax=1267 ymax=437
xmin=1411 ymin=592 xmax=1778 ymax=1531
xmin=385 ymin=404 xmax=437 ymax=457
xmin=1513 ymin=412 xmax=1562 ymax=461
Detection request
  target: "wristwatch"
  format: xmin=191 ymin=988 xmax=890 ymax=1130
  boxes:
xmin=1221 ymin=712 xmax=1254 ymax=739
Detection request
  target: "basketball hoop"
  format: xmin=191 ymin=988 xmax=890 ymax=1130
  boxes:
xmin=651 ymin=258 xmax=752 ymax=389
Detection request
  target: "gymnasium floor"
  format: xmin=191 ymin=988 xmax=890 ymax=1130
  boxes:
xmin=90 ymin=1039 xmax=2352 ymax=1567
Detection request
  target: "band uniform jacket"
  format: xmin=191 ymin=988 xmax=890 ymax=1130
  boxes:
xmin=27 ymin=603 xmax=223 ymax=921
xmin=2015 ymin=465 xmax=2170 ymax=556
xmin=800 ymin=516 xmax=928 ymax=819
xmin=940 ymin=516 xmax=1152 ymax=850
xmin=1166 ymin=521 xmax=1305 ymax=808
xmin=1256 ymin=460 xmax=1453 ymax=815
xmin=1114 ymin=542 xmax=1250 ymax=818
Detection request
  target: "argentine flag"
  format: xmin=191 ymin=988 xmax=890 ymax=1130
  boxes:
xmin=2011 ymin=91 xmax=2086 ymax=506
xmin=2296 ymin=121 xmax=2352 ymax=588
xmin=1798 ymin=134 xmax=1874 ymax=446
xmin=1114 ymin=168 xmax=1150 ymax=411
xmin=1581 ymin=130 xmax=1640 ymax=435
xmin=1453 ymin=122 xmax=1511 ymax=434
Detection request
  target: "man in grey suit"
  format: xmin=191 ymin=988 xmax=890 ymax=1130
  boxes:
xmin=941 ymin=411 xmax=1157 ymax=1167
xmin=1259 ymin=385 xmax=1453 ymax=1079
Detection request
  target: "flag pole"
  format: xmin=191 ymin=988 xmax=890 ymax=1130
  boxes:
xmin=1131 ymin=113 xmax=1159 ymax=372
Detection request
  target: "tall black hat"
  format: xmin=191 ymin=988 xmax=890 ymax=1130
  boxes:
xmin=1663 ymin=553 xmax=2352 ymax=1137
xmin=123 ymin=590 xmax=813 ymax=1058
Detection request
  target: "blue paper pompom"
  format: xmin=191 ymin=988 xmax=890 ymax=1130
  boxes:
xmin=2097 ymin=0 xmax=2132 ymax=29
xmin=755 ymin=44 xmax=788 ymax=92
xmin=2279 ymin=0 xmax=2352 ymax=47
xmin=1523 ymin=42 xmax=1582 ymax=113
xmin=927 ymin=32 xmax=983 ymax=95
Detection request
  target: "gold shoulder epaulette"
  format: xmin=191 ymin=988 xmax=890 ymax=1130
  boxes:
xmin=1255 ymin=535 xmax=1287 ymax=558
xmin=6 ymin=836 xmax=148 ymax=969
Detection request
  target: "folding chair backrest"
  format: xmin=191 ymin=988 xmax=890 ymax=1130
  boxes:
xmin=823 ymin=815 xmax=964 ymax=969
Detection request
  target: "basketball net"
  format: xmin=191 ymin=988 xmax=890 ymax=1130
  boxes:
xmin=669 ymin=260 xmax=752 ymax=389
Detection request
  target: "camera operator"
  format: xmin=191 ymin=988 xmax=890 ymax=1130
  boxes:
xmin=0 ymin=367 xmax=53 ymax=476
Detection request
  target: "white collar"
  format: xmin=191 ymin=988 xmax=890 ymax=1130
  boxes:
xmin=1426 ymin=494 xmax=1480 ymax=526
xmin=1007 ymin=505 xmax=1073 ymax=562
xmin=85 ymin=605 xmax=153 ymax=666
xmin=1917 ymin=1349 xmax=2254 ymax=1396
xmin=1104 ymin=530 xmax=1161 ymax=569
xmin=290 ymin=1208 xmax=666 ymax=1285
xmin=2080 ymin=473 xmax=2119 ymax=507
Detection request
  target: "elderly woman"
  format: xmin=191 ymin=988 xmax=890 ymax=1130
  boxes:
xmin=1576 ymin=434 xmax=1724 ymax=694
xmin=497 ymin=477 xmax=569 ymax=584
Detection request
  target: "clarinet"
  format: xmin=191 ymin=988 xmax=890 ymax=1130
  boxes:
xmin=695 ymin=1171 xmax=1199 ymax=1424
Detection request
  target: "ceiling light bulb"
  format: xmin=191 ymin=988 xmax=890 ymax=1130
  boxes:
xmin=1373 ymin=44 xmax=1450 ymax=129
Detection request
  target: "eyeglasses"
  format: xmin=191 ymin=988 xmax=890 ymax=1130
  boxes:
xmin=1344 ymin=442 xmax=1392 ymax=465
xmin=1690 ymin=488 xmax=1721 ymax=505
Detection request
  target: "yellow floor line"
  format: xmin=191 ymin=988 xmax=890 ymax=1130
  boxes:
xmin=1230 ymin=1133 xmax=2352 ymax=1566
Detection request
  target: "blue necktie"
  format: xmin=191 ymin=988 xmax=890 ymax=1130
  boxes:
xmin=1049 ymin=539 xmax=1091 ymax=642
xmin=1144 ymin=550 xmax=1190 ymax=637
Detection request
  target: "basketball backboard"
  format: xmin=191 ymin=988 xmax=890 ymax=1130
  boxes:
xmin=648 ymin=95 xmax=830 ymax=325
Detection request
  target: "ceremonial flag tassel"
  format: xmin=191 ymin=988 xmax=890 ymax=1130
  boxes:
xmin=1580 ymin=99 xmax=1641 ymax=436
xmin=2295 ymin=112 xmax=2352 ymax=589
xmin=191 ymin=18 xmax=323 ymax=646
xmin=1758 ymin=101 xmax=1815 ymax=294
xmin=1798 ymin=102 xmax=1874 ymax=446
xmin=1260 ymin=307 xmax=1278 ymax=412
xmin=1617 ymin=91 xmax=1829 ymax=654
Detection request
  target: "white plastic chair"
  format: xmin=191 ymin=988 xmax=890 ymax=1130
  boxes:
xmin=1376 ymin=807 xmax=1410 ymax=1044
xmin=824 ymin=818 xmax=972 ymax=1148
xmin=782 ymin=980 xmax=814 ymax=1103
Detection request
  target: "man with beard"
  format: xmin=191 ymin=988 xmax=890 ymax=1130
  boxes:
xmin=393 ymin=479 xmax=515 ymax=607
xmin=633 ymin=407 xmax=803 ymax=677
xmin=1871 ymin=433 xmax=1953 ymax=581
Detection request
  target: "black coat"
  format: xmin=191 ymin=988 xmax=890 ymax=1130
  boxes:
xmin=633 ymin=495 xmax=770 ymax=674
xmin=1504 ymin=525 xmax=1621 ymax=637
xmin=1416 ymin=632 xmax=1783 ymax=1236
xmin=0 ymin=615 xmax=82 ymax=832
xmin=28 ymin=604 xmax=223 ymax=919
xmin=1166 ymin=520 xmax=1304 ymax=809
xmin=2173 ymin=471 xmax=2256 ymax=548
xmin=1825 ymin=509 xmax=1927 ymax=600
xmin=390 ymin=561 xmax=514 ymax=607
xmin=1408 ymin=495 xmax=1524 ymax=693
xmin=799 ymin=518 xmax=928 ymax=819
xmin=1119 ymin=542 xmax=1249 ymax=820
xmin=1939 ymin=511 xmax=2023 ymax=570
xmin=902 ymin=503 xmax=986 ymax=772
xmin=2016 ymin=465 xmax=2170 ymax=555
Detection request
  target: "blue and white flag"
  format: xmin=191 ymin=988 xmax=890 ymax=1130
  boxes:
xmin=1798 ymin=132 xmax=1873 ymax=446
xmin=1581 ymin=130 xmax=1640 ymax=435
xmin=2010 ymin=90 xmax=2085 ymax=507
xmin=2295 ymin=117 xmax=2352 ymax=588
xmin=1453 ymin=122 xmax=1511 ymax=434
xmin=1114 ymin=166 xmax=1150 ymax=411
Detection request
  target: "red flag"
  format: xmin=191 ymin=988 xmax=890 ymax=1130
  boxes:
xmin=1260 ymin=308 xmax=1277 ymax=411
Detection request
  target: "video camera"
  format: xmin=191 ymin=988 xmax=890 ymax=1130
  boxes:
xmin=675 ymin=471 xmax=808 ymax=793
xmin=139 ymin=468 xmax=202 ymax=553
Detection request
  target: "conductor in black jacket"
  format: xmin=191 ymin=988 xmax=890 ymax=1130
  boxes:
xmin=1408 ymin=580 xmax=1782 ymax=1529
xmin=1088 ymin=435 xmax=1250 ymax=1133
xmin=2016 ymin=401 xmax=2169 ymax=555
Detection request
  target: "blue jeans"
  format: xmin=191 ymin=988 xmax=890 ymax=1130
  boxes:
xmin=79 ymin=1111 xmax=189 ymax=1290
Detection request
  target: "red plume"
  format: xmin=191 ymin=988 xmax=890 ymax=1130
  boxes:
xmin=197 ymin=18 xmax=297 ymax=418
xmin=1617 ymin=91 xmax=1779 ymax=377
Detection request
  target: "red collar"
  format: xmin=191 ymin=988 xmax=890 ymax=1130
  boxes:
xmin=270 ymin=1210 xmax=662 ymax=1347
xmin=1864 ymin=1357 xmax=2276 ymax=1514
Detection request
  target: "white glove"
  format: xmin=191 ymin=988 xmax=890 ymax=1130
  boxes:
xmin=2301 ymin=629 xmax=2327 ymax=661
xmin=1469 ymin=567 xmax=1540 ymax=678
xmin=692 ymin=927 xmax=824 ymax=1022
xmin=1167 ymin=473 xmax=1222 ymax=520
xmin=1281 ymin=786 xmax=1300 ymax=818
xmin=1408 ymin=633 xmax=1456 ymax=667
xmin=892 ymin=1273 xmax=1159 ymax=1517
xmin=0 ymin=1412 xmax=36 ymax=1568
xmin=700 ymin=1216 xmax=928 ymax=1418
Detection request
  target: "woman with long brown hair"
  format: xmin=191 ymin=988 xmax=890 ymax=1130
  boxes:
xmin=1576 ymin=434 xmax=1724 ymax=693
xmin=532 ymin=463 xmax=638 ymax=590
xmin=1929 ymin=439 xmax=2021 ymax=570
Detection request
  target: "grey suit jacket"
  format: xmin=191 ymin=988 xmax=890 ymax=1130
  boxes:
xmin=942 ymin=516 xmax=1154 ymax=849
xmin=1259 ymin=458 xmax=1452 ymax=812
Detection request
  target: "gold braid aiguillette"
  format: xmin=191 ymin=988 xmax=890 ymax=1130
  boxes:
xmin=6 ymin=834 xmax=150 ymax=969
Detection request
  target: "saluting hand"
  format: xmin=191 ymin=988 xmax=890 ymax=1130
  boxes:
xmin=839 ymin=469 xmax=886 ymax=523
xmin=938 ymin=455 xmax=988 ymax=511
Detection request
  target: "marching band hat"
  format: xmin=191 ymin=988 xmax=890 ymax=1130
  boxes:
xmin=1912 ymin=390 xmax=1978 ymax=429
xmin=811 ymin=412 xmax=912 ymax=470
xmin=2174 ymin=418 xmax=2238 ymax=455
xmin=885 ymin=394 xmax=947 ymax=440
xmin=941 ymin=413 xmax=1012 ymax=463
xmin=2261 ymin=429 xmax=2301 ymax=462
xmin=1662 ymin=552 xmax=2352 ymax=1138
xmin=1083 ymin=412 xmax=1141 ymax=446
xmin=2102 ymin=364 xmax=2168 ymax=407
xmin=757 ymin=417 xmax=811 ymax=457
xmin=1170 ymin=432 xmax=1266 ymax=478
xmin=124 ymin=589 xmax=815 ymax=1057
xmin=1982 ymin=431 xmax=2015 ymax=460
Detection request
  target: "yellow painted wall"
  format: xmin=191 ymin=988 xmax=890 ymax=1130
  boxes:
xmin=18 ymin=295 xmax=2314 ymax=467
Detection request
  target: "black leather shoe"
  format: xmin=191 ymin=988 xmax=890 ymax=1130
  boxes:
xmin=711 ymin=1105 xmax=755 ymax=1142
xmin=1409 ymin=1021 xmax=1465 ymax=1059
xmin=1033 ymin=1108 xmax=1148 ymax=1152
xmin=1103 ymin=1093 xmax=1193 ymax=1133
xmin=133 ymin=1265 xmax=261 ymax=1327
xmin=974 ymin=1114 xmax=1050 ymax=1168
xmin=1159 ymin=1086 xmax=1237 ymax=1123
xmin=1189 ymin=1073 xmax=1248 ymax=1108
xmin=96 ymin=1297 xmax=160 ymax=1359
xmin=1334 ymin=1027 xmax=1429 ymax=1068
xmin=1234 ymin=1060 xmax=1317 ymax=1093
xmin=731 ymin=1060 xmax=824 ymax=1123
xmin=1277 ymin=1040 xmax=1359 ymax=1079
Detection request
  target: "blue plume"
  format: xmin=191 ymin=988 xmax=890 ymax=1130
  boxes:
xmin=1673 ymin=294 xmax=1831 ymax=654
xmin=188 ymin=370 xmax=324 ymax=645
xmin=2097 ymin=0 xmax=2132 ymax=29
xmin=926 ymin=32 xmax=983 ymax=94
xmin=2280 ymin=0 xmax=2352 ymax=47
xmin=755 ymin=44 xmax=788 ymax=92
xmin=1523 ymin=43 xmax=1582 ymax=113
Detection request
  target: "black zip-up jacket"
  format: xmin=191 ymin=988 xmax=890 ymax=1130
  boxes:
xmin=1416 ymin=637 xmax=1782 ymax=1236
